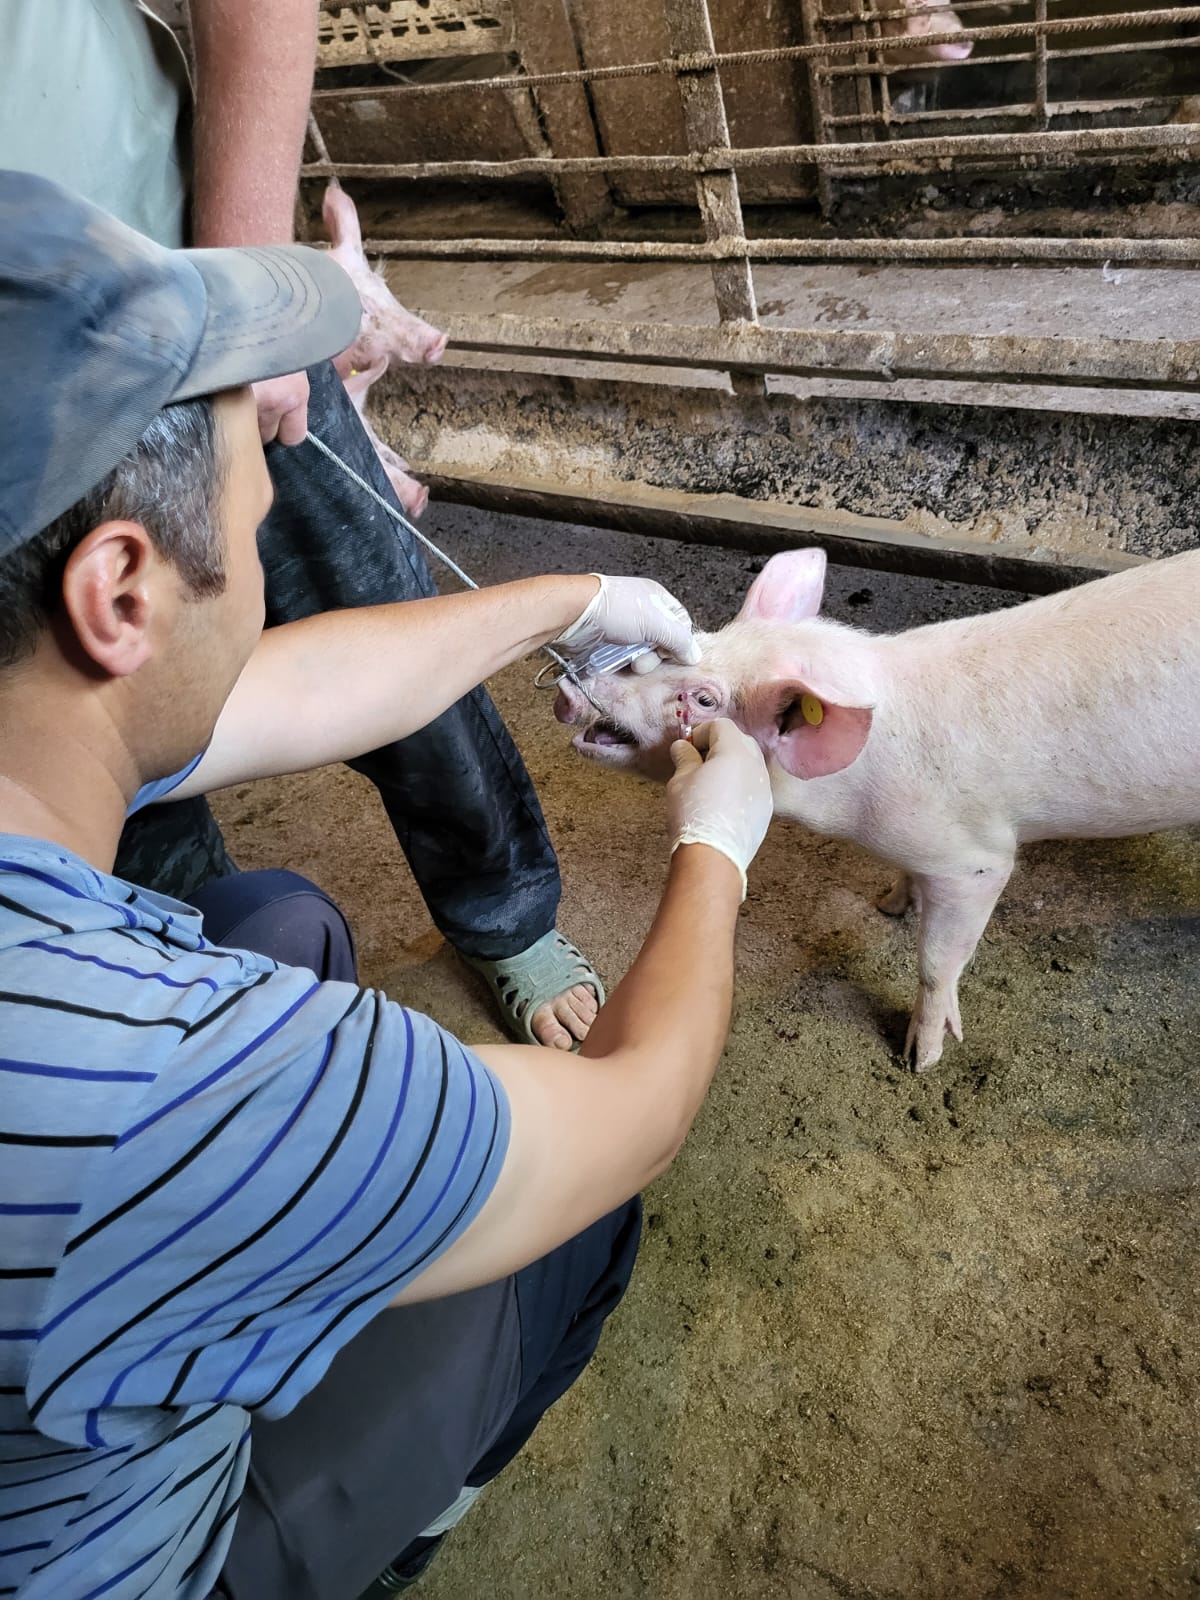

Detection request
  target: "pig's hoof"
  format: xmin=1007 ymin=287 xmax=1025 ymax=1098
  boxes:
xmin=877 ymin=877 xmax=912 ymax=918
xmin=904 ymin=1033 xmax=945 ymax=1072
xmin=903 ymin=997 xmax=955 ymax=1071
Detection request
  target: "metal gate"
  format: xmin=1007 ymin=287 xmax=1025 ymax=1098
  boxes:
xmin=302 ymin=0 xmax=1200 ymax=586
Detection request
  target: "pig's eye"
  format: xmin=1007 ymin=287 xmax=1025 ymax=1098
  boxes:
xmin=693 ymin=690 xmax=719 ymax=710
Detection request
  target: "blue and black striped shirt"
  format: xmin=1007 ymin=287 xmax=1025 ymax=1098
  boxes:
xmin=0 ymin=833 xmax=510 ymax=1598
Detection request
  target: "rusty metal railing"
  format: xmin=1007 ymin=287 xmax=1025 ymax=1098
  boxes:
xmin=810 ymin=0 xmax=1199 ymax=140
xmin=304 ymin=0 xmax=1200 ymax=372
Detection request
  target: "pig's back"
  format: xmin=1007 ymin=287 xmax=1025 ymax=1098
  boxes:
xmin=888 ymin=551 xmax=1200 ymax=844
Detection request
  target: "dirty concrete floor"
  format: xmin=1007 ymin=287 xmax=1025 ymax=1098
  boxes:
xmin=212 ymin=509 xmax=1200 ymax=1600
xmin=381 ymin=256 xmax=1200 ymax=424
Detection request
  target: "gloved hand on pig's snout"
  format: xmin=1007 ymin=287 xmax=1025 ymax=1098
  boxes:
xmin=666 ymin=719 xmax=774 ymax=901
xmin=555 ymin=575 xmax=702 ymax=669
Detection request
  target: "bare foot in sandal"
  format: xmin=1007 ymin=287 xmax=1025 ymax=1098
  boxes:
xmin=462 ymin=931 xmax=604 ymax=1052
xmin=531 ymin=982 xmax=599 ymax=1050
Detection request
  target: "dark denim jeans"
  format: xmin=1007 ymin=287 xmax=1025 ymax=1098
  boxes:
xmin=115 ymin=361 xmax=560 ymax=962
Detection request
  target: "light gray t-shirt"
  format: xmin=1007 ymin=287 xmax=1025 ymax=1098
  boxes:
xmin=0 ymin=0 xmax=190 ymax=245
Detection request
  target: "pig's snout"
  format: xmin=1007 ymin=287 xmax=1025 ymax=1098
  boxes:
xmin=553 ymin=685 xmax=578 ymax=725
xmin=553 ymin=676 xmax=593 ymax=726
xmin=417 ymin=326 xmax=449 ymax=366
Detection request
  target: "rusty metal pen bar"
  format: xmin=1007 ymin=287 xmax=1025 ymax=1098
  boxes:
xmin=307 ymin=0 xmax=1200 ymax=399
xmin=310 ymin=6 xmax=1200 ymax=98
xmin=361 ymin=235 xmax=1200 ymax=262
xmin=426 ymin=312 xmax=1200 ymax=392
xmin=302 ymin=121 xmax=1200 ymax=182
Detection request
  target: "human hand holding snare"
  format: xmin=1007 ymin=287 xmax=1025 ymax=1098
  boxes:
xmin=555 ymin=575 xmax=702 ymax=669
xmin=666 ymin=719 xmax=773 ymax=900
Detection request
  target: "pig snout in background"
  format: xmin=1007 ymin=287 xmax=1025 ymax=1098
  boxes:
xmin=557 ymin=546 xmax=1200 ymax=1072
xmin=878 ymin=0 xmax=974 ymax=62
xmin=322 ymin=182 xmax=448 ymax=518
xmin=323 ymin=184 xmax=448 ymax=372
xmin=825 ymin=0 xmax=972 ymax=63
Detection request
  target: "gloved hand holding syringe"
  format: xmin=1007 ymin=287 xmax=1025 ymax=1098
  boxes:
xmin=552 ymin=580 xmax=771 ymax=897
xmin=545 ymin=574 xmax=701 ymax=714
xmin=553 ymin=574 xmax=700 ymax=667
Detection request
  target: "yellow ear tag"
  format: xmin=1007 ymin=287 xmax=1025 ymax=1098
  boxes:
xmin=800 ymin=693 xmax=824 ymax=727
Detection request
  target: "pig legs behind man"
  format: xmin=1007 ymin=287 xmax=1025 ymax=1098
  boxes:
xmin=322 ymin=182 xmax=447 ymax=519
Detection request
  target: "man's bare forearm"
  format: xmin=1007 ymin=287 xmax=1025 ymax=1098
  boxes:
xmin=393 ymin=842 xmax=745 ymax=1304
xmin=179 ymin=575 xmax=599 ymax=796
xmin=188 ymin=0 xmax=318 ymax=246
xmin=577 ymin=842 xmax=741 ymax=1158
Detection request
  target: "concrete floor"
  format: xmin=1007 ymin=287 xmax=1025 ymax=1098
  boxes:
xmin=213 ymin=507 xmax=1200 ymax=1600
xmin=381 ymin=256 xmax=1200 ymax=422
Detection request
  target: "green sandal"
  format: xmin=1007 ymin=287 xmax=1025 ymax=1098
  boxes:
xmin=463 ymin=930 xmax=606 ymax=1048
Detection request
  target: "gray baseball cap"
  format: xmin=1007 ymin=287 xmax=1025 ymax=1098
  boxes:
xmin=0 ymin=168 xmax=362 ymax=559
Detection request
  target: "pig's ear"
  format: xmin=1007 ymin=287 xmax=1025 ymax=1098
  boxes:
xmin=746 ymin=679 xmax=872 ymax=780
xmin=738 ymin=549 xmax=827 ymax=625
xmin=322 ymin=183 xmax=362 ymax=251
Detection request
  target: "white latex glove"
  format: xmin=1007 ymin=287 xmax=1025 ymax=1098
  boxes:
xmin=666 ymin=719 xmax=774 ymax=900
xmin=555 ymin=574 xmax=702 ymax=668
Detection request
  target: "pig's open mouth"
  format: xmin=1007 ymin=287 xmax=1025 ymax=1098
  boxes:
xmin=574 ymin=715 xmax=640 ymax=763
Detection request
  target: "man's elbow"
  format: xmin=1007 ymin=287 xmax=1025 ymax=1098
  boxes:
xmin=630 ymin=1094 xmax=704 ymax=1190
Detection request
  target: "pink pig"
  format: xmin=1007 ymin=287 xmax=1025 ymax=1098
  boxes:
xmin=340 ymin=359 xmax=429 ymax=520
xmin=879 ymin=0 xmax=973 ymax=63
xmin=555 ymin=547 xmax=1200 ymax=1070
xmin=323 ymin=184 xmax=448 ymax=373
xmin=322 ymin=183 xmax=447 ymax=519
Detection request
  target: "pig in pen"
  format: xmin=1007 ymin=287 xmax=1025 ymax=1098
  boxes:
xmin=554 ymin=544 xmax=1200 ymax=1068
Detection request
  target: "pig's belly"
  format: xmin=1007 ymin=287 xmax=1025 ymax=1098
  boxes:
xmin=1010 ymin=761 xmax=1200 ymax=844
xmin=1015 ymin=797 xmax=1200 ymax=845
xmin=856 ymin=774 xmax=1200 ymax=871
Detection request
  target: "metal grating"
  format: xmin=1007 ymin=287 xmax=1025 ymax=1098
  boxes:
xmin=308 ymin=2 xmax=1200 ymax=191
xmin=303 ymin=0 xmax=1200 ymax=385
xmin=805 ymin=0 xmax=1200 ymax=152
xmin=316 ymin=0 xmax=513 ymax=67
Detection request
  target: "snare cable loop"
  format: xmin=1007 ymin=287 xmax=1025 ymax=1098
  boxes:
xmin=304 ymin=431 xmax=604 ymax=711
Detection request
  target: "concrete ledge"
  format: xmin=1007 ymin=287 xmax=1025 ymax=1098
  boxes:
xmin=424 ymin=467 xmax=1147 ymax=593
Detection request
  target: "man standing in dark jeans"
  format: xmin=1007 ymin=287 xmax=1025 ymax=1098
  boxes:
xmin=0 ymin=0 xmax=647 ymax=1049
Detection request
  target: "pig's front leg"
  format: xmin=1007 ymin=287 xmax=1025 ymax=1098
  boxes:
xmin=364 ymin=418 xmax=429 ymax=519
xmin=904 ymin=861 xmax=1012 ymax=1071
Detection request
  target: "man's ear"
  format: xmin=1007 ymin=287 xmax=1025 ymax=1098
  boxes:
xmin=744 ymin=678 xmax=873 ymax=780
xmin=59 ymin=520 xmax=161 ymax=679
xmin=737 ymin=549 xmax=828 ymax=625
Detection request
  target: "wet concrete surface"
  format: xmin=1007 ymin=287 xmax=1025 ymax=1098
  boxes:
xmin=213 ymin=508 xmax=1200 ymax=1600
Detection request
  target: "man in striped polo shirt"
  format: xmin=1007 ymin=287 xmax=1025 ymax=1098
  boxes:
xmin=0 ymin=172 xmax=775 ymax=1600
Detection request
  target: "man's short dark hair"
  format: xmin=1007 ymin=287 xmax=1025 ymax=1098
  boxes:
xmin=0 ymin=397 xmax=225 ymax=669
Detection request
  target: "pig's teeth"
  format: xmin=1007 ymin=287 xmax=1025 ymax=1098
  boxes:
xmin=584 ymin=717 xmax=636 ymax=747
